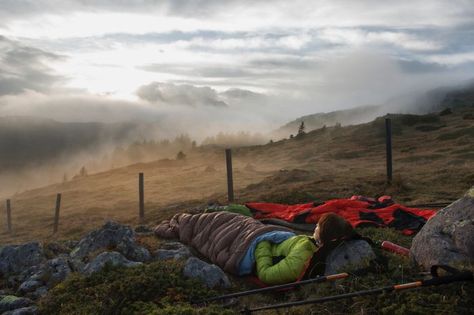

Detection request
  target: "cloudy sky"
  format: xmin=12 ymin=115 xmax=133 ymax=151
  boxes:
xmin=0 ymin=0 xmax=473 ymax=135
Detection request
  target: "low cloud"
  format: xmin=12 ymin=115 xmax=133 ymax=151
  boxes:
xmin=0 ymin=91 xmax=158 ymax=123
xmin=136 ymin=82 xmax=228 ymax=107
xmin=0 ymin=36 xmax=65 ymax=96
xmin=220 ymin=88 xmax=264 ymax=100
xmin=319 ymin=29 xmax=443 ymax=52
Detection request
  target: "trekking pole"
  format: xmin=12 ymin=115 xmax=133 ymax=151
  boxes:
xmin=242 ymin=266 xmax=473 ymax=314
xmin=194 ymin=272 xmax=348 ymax=304
xmin=381 ymin=241 xmax=410 ymax=257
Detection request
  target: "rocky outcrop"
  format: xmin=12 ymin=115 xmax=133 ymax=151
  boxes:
xmin=324 ymin=240 xmax=376 ymax=275
xmin=2 ymin=306 xmax=38 ymax=315
xmin=0 ymin=222 xmax=153 ymax=305
xmin=411 ymin=187 xmax=474 ymax=270
xmin=83 ymin=252 xmax=142 ymax=275
xmin=183 ymin=257 xmax=231 ymax=289
xmin=0 ymin=243 xmax=44 ymax=276
xmin=70 ymin=221 xmax=151 ymax=263
xmin=0 ymin=296 xmax=34 ymax=314
xmin=17 ymin=256 xmax=72 ymax=297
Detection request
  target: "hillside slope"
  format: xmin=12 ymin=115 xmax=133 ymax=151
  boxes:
xmin=272 ymin=105 xmax=384 ymax=139
xmin=273 ymin=81 xmax=474 ymax=139
xmin=0 ymin=106 xmax=472 ymax=244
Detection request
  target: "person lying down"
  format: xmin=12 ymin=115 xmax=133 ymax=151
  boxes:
xmin=154 ymin=211 xmax=360 ymax=285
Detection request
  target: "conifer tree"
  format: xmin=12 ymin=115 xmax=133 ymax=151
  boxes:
xmin=297 ymin=121 xmax=306 ymax=136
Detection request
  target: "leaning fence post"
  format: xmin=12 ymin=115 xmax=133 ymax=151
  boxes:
xmin=139 ymin=172 xmax=144 ymax=223
xmin=385 ymin=117 xmax=393 ymax=183
xmin=6 ymin=199 xmax=12 ymax=233
xmin=225 ymin=148 xmax=234 ymax=203
xmin=53 ymin=193 xmax=61 ymax=234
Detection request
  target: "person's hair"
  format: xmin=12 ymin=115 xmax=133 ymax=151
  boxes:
xmin=316 ymin=213 xmax=355 ymax=244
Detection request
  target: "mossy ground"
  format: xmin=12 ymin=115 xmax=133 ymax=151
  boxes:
xmin=38 ymin=260 xmax=234 ymax=315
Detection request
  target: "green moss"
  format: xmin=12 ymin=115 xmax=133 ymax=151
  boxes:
xmin=0 ymin=295 xmax=21 ymax=303
xmin=38 ymin=261 xmax=235 ymax=315
xmin=467 ymin=187 xmax=474 ymax=198
xmin=122 ymin=302 xmax=234 ymax=315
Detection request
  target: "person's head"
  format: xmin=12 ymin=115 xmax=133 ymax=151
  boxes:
xmin=313 ymin=213 xmax=354 ymax=244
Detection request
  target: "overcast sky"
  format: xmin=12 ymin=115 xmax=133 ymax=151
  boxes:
xmin=0 ymin=0 xmax=473 ymax=135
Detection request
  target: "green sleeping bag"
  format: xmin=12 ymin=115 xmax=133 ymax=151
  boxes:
xmin=255 ymin=235 xmax=317 ymax=285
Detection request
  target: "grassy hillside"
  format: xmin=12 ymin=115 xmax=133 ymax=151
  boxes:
xmin=272 ymin=105 xmax=384 ymax=139
xmin=0 ymin=106 xmax=472 ymax=244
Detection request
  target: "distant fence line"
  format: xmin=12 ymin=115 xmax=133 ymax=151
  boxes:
xmin=3 ymin=118 xmax=399 ymax=235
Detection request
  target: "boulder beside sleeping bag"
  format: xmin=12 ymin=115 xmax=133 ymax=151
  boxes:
xmin=255 ymin=235 xmax=316 ymax=285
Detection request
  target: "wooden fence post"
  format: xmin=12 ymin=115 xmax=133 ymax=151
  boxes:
xmin=139 ymin=172 xmax=145 ymax=223
xmin=53 ymin=193 xmax=61 ymax=234
xmin=385 ymin=118 xmax=393 ymax=183
xmin=6 ymin=199 xmax=12 ymax=233
xmin=225 ymin=149 xmax=234 ymax=203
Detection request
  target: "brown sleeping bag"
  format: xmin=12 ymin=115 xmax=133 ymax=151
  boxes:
xmin=154 ymin=211 xmax=292 ymax=274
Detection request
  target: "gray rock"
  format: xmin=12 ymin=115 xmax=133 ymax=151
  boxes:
xmin=183 ymin=257 xmax=231 ymax=289
xmin=154 ymin=242 xmax=192 ymax=260
xmin=43 ymin=257 xmax=72 ymax=287
xmin=0 ymin=296 xmax=33 ymax=313
xmin=18 ymin=256 xmax=72 ymax=296
xmin=155 ymin=247 xmax=192 ymax=261
xmin=160 ymin=241 xmax=188 ymax=250
xmin=0 ymin=243 xmax=44 ymax=276
xmin=2 ymin=306 xmax=38 ymax=315
xmin=17 ymin=281 xmax=42 ymax=295
xmin=411 ymin=188 xmax=474 ymax=270
xmin=70 ymin=221 xmax=150 ymax=263
xmin=324 ymin=240 xmax=376 ymax=275
xmin=83 ymin=251 xmax=142 ymax=275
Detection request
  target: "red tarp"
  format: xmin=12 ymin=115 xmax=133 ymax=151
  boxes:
xmin=246 ymin=197 xmax=436 ymax=235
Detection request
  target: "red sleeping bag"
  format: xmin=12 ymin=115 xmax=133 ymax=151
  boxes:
xmin=246 ymin=197 xmax=436 ymax=235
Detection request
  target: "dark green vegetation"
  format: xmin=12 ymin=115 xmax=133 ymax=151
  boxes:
xmin=36 ymin=228 xmax=474 ymax=315
xmin=38 ymin=260 xmax=234 ymax=315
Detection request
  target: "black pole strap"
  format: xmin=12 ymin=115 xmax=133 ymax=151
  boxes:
xmin=195 ymin=272 xmax=348 ymax=304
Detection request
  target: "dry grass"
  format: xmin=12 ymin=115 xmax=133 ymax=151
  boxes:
xmin=1 ymin=107 xmax=473 ymax=244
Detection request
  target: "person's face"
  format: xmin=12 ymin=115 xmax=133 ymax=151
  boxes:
xmin=313 ymin=224 xmax=320 ymax=242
